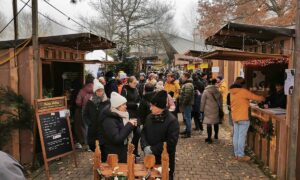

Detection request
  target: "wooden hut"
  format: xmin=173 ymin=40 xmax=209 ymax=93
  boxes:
xmin=0 ymin=33 xmax=116 ymax=164
xmin=203 ymin=22 xmax=295 ymax=179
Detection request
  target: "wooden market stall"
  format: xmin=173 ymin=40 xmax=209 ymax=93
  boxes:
xmin=203 ymin=22 xmax=296 ymax=179
xmin=201 ymin=49 xmax=290 ymax=178
xmin=0 ymin=33 xmax=116 ymax=164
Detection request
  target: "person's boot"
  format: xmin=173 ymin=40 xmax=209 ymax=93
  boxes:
xmin=238 ymin=156 xmax=251 ymax=161
xmin=205 ymin=138 xmax=213 ymax=144
xmin=214 ymin=134 xmax=218 ymax=140
xmin=180 ymin=131 xmax=187 ymax=135
xmin=181 ymin=133 xmax=191 ymax=138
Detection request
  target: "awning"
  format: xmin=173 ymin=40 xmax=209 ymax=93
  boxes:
xmin=201 ymin=50 xmax=289 ymax=61
xmin=41 ymin=58 xmax=120 ymax=65
xmin=205 ymin=22 xmax=295 ymax=50
xmin=0 ymin=33 xmax=116 ymax=51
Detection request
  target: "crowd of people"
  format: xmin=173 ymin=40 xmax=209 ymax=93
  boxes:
xmin=70 ymin=69 xmax=286 ymax=179
xmin=71 ymin=70 xmax=228 ymax=179
xmin=1 ymin=67 xmax=288 ymax=179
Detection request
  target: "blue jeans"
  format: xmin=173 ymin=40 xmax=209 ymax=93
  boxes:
xmin=233 ymin=120 xmax=250 ymax=157
xmin=183 ymin=106 xmax=192 ymax=135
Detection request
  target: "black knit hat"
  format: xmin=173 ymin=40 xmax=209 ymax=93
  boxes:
xmin=151 ymin=90 xmax=167 ymax=109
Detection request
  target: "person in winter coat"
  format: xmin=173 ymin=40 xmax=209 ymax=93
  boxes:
xmin=156 ymin=81 xmax=176 ymax=112
xmin=74 ymin=74 xmax=94 ymax=149
xmin=179 ymin=72 xmax=194 ymax=138
xmin=138 ymin=83 xmax=156 ymax=125
xmin=104 ymin=71 xmax=118 ymax=98
xmin=121 ymin=76 xmax=141 ymax=157
xmin=102 ymin=92 xmax=137 ymax=163
xmin=230 ymin=77 xmax=265 ymax=161
xmin=83 ymin=79 xmax=110 ymax=152
xmin=137 ymin=72 xmax=147 ymax=98
xmin=192 ymin=73 xmax=205 ymax=132
xmin=263 ymin=81 xmax=286 ymax=109
xmin=227 ymin=77 xmax=246 ymax=127
xmin=0 ymin=151 xmax=26 ymax=180
xmin=200 ymin=79 xmax=222 ymax=144
xmin=164 ymin=73 xmax=180 ymax=100
xmin=141 ymin=90 xmax=179 ymax=180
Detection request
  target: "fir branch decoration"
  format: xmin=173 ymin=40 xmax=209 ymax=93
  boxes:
xmin=0 ymin=86 xmax=34 ymax=149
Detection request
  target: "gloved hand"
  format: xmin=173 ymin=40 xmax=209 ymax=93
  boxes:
xmin=144 ymin=146 xmax=152 ymax=155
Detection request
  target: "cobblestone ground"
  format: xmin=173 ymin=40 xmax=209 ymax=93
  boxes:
xmin=31 ymin=117 xmax=269 ymax=180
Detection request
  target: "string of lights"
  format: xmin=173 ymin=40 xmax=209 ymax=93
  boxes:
xmin=19 ymin=0 xmax=81 ymax=33
xmin=0 ymin=0 xmax=30 ymax=35
xmin=42 ymin=0 xmax=94 ymax=33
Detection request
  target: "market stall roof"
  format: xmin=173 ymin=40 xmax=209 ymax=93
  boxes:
xmin=0 ymin=33 xmax=116 ymax=51
xmin=201 ymin=50 xmax=289 ymax=61
xmin=41 ymin=58 xmax=120 ymax=65
xmin=205 ymin=22 xmax=295 ymax=50
xmin=184 ymin=50 xmax=208 ymax=57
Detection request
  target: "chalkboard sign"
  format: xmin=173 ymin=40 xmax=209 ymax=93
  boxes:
xmin=35 ymin=97 xmax=77 ymax=180
xmin=39 ymin=112 xmax=73 ymax=159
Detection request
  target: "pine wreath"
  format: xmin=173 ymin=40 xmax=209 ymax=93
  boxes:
xmin=0 ymin=86 xmax=34 ymax=149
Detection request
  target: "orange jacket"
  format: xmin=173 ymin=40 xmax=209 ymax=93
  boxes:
xmin=164 ymin=80 xmax=180 ymax=99
xmin=230 ymin=88 xmax=264 ymax=122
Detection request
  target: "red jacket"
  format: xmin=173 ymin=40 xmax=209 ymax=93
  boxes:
xmin=76 ymin=83 xmax=94 ymax=107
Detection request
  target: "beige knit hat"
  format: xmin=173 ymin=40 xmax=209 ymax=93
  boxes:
xmin=110 ymin=92 xmax=127 ymax=108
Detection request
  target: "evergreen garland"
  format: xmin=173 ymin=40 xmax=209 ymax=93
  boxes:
xmin=250 ymin=116 xmax=274 ymax=140
xmin=0 ymin=86 xmax=34 ymax=149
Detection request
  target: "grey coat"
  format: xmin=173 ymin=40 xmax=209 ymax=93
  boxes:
xmin=200 ymin=85 xmax=222 ymax=125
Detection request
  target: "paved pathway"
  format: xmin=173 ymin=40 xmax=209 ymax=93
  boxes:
xmin=31 ymin=119 xmax=269 ymax=180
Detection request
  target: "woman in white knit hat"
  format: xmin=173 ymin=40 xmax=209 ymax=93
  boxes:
xmin=83 ymin=79 xmax=109 ymax=152
xmin=101 ymin=92 xmax=137 ymax=163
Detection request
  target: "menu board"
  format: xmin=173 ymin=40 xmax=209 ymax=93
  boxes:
xmin=39 ymin=111 xmax=73 ymax=159
xmin=35 ymin=97 xmax=76 ymax=180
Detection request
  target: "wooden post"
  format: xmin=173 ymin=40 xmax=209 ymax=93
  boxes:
xmin=161 ymin=143 xmax=169 ymax=180
xmin=32 ymin=0 xmax=41 ymax=99
xmin=127 ymin=144 xmax=135 ymax=180
xmin=93 ymin=140 xmax=101 ymax=180
xmin=288 ymin=1 xmax=300 ymax=179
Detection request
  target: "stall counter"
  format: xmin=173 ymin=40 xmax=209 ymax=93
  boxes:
xmin=247 ymin=104 xmax=286 ymax=174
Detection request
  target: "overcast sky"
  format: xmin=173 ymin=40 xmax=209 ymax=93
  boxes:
xmin=0 ymin=0 xmax=199 ymax=39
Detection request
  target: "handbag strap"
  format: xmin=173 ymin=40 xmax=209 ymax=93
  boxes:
xmin=209 ymin=92 xmax=221 ymax=109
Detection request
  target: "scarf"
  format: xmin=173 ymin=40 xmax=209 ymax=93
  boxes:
xmin=111 ymin=107 xmax=132 ymax=144
xmin=111 ymin=107 xmax=130 ymax=125
xmin=91 ymin=93 xmax=108 ymax=107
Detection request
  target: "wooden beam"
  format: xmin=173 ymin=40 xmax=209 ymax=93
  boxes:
xmin=288 ymin=1 xmax=300 ymax=179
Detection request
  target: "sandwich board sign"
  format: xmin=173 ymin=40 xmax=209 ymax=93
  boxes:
xmin=35 ymin=96 xmax=77 ymax=179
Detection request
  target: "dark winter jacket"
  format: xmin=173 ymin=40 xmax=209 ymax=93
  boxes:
xmin=193 ymin=77 xmax=205 ymax=94
xmin=83 ymin=96 xmax=110 ymax=151
xmin=138 ymin=91 xmax=156 ymax=125
xmin=265 ymin=90 xmax=286 ymax=109
xmin=121 ymin=85 xmax=140 ymax=119
xmin=141 ymin=110 xmax=179 ymax=175
xmin=192 ymin=77 xmax=204 ymax=112
xmin=102 ymin=111 xmax=134 ymax=163
xmin=179 ymin=79 xmax=194 ymax=106
xmin=105 ymin=78 xmax=118 ymax=98
xmin=137 ymin=79 xmax=146 ymax=97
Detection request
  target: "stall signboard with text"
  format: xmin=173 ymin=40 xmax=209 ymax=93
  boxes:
xmin=35 ymin=97 xmax=77 ymax=180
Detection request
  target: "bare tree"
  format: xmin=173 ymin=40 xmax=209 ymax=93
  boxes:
xmin=81 ymin=0 xmax=175 ymax=57
xmin=17 ymin=11 xmax=53 ymax=38
xmin=0 ymin=11 xmax=9 ymax=39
